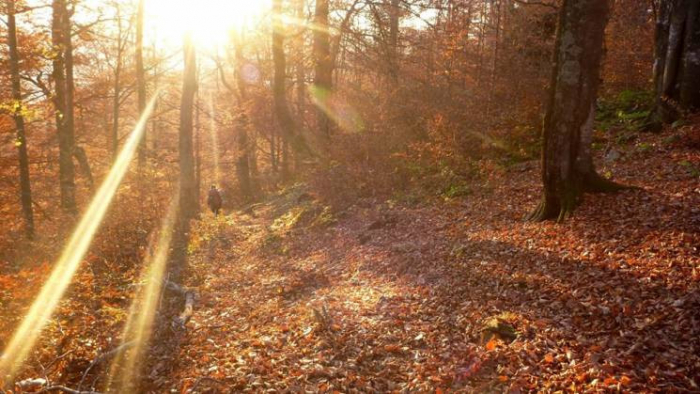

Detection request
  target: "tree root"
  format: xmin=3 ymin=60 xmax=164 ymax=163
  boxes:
xmin=525 ymin=200 xmax=559 ymax=222
xmin=528 ymin=171 xmax=642 ymax=223
xmin=583 ymin=172 xmax=641 ymax=193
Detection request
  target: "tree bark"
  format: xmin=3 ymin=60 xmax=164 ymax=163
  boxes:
xmin=388 ymin=0 xmax=400 ymax=84
xmin=236 ymin=119 xmax=253 ymax=201
xmin=52 ymin=0 xmax=77 ymax=212
xmin=313 ymin=0 xmax=333 ymax=137
xmin=136 ymin=0 xmax=147 ymax=166
xmin=528 ymin=0 xmax=619 ymax=223
xmin=654 ymin=0 xmax=700 ymax=122
xmin=680 ymin=1 xmax=700 ymax=110
xmin=179 ymin=35 xmax=199 ymax=220
xmin=111 ymin=4 xmax=124 ymax=162
xmin=7 ymin=1 xmax=35 ymax=238
xmin=295 ymin=0 xmax=306 ymax=119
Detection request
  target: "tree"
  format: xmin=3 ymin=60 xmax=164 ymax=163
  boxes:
xmin=652 ymin=0 xmax=700 ymax=123
xmin=313 ymin=0 xmax=332 ymax=137
xmin=232 ymin=35 xmax=254 ymax=201
xmin=52 ymin=0 xmax=77 ymax=212
xmin=109 ymin=2 xmax=129 ymax=162
xmin=272 ymin=0 xmax=309 ymax=159
xmin=6 ymin=0 xmax=35 ymax=238
xmin=179 ymin=34 xmax=199 ymax=220
xmin=528 ymin=0 xmax=623 ymax=222
xmin=136 ymin=0 xmax=147 ymax=166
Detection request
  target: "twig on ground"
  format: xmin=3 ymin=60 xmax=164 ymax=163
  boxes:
xmin=77 ymin=341 xmax=135 ymax=391
xmin=37 ymin=385 xmax=101 ymax=394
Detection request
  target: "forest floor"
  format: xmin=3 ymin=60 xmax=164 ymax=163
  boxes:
xmin=151 ymin=128 xmax=700 ymax=393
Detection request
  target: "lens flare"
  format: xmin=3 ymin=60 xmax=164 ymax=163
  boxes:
xmin=105 ymin=190 xmax=179 ymax=393
xmin=0 ymin=94 xmax=159 ymax=382
xmin=309 ymin=86 xmax=364 ymax=133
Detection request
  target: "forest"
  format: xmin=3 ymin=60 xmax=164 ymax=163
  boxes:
xmin=0 ymin=0 xmax=699 ymax=392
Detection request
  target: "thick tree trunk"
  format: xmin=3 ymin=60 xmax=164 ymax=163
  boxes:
xmin=52 ymin=0 xmax=77 ymax=212
xmin=680 ymin=1 xmax=700 ymax=109
xmin=529 ymin=0 xmax=618 ymax=223
xmin=179 ymin=36 xmax=199 ymax=220
xmin=136 ymin=0 xmax=147 ymax=166
xmin=7 ymin=2 xmax=35 ymax=238
xmin=313 ymin=0 xmax=333 ymax=137
xmin=654 ymin=0 xmax=700 ymax=122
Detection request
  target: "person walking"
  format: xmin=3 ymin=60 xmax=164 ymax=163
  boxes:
xmin=207 ymin=185 xmax=223 ymax=216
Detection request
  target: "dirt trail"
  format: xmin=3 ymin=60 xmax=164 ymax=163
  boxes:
xmin=157 ymin=132 xmax=699 ymax=393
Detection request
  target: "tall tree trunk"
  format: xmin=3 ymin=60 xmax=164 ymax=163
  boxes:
xmin=136 ymin=0 xmax=147 ymax=166
xmin=52 ymin=0 xmax=76 ymax=212
xmin=295 ymin=0 xmax=306 ymax=119
xmin=388 ymin=0 xmax=400 ymax=84
xmin=272 ymin=0 xmax=308 ymax=156
xmin=179 ymin=35 xmax=199 ymax=220
xmin=195 ymin=91 xmax=202 ymax=206
xmin=231 ymin=32 xmax=254 ymax=199
xmin=680 ymin=1 xmax=700 ymax=110
xmin=7 ymin=1 xmax=35 ymax=238
xmin=528 ymin=0 xmax=620 ymax=223
xmin=151 ymin=42 xmax=160 ymax=153
xmin=313 ymin=0 xmax=333 ymax=136
xmin=111 ymin=5 xmax=123 ymax=162
xmin=236 ymin=120 xmax=253 ymax=201
xmin=654 ymin=0 xmax=700 ymax=122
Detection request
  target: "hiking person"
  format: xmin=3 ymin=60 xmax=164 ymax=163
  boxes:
xmin=207 ymin=185 xmax=223 ymax=216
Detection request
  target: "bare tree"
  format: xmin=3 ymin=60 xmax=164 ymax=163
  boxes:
xmin=5 ymin=0 xmax=35 ymax=238
xmin=52 ymin=0 xmax=77 ymax=212
xmin=313 ymin=0 xmax=332 ymax=137
xmin=136 ymin=0 xmax=147 ymax=166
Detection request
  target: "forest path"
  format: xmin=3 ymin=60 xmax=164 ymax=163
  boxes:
xmin=158 ymin=130 xmax=699 ymax=393
xmin=158 ymin=191 xmax=482 ymax=392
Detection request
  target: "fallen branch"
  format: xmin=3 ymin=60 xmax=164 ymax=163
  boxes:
xmin=164 ymin=280 xmax=196 ymax=328
xmin=164 ymin=279 xmax=189 ymax=296
xmin=77 ymin=341 xmax=135 ymax=391
xmin=37 ymin=386 xmax=101 ymax=394
xmin=173 ymin=290 xmax=195 ymax=328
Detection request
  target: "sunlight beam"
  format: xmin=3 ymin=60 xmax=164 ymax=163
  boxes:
xmin=309 ymin=86 xmax=364 ymax=133
xmin=0 ymin=94 xmax=159 ymax=383
xmin=105 ymin=189 xmax=179 ymax=393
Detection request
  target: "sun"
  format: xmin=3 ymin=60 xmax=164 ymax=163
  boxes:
xmin=145 ymin=0 xmax=269 ymax=48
